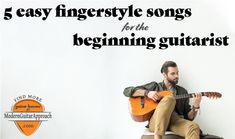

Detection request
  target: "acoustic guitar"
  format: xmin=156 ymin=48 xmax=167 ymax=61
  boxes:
xmin=129 ymin=91 xmax=222 ymax=122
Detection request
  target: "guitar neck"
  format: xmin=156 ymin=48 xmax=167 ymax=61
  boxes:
xmin=174 ymin=92 xmax=206 ymax=99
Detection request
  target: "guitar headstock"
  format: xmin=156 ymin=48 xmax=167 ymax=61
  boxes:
xmin=204 ymin=92 xmax=222 ymax=99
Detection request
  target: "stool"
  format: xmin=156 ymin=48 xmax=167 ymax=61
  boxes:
xmin=141 ymin=129 xmax=184 ymax=139
xmin=141 ymin=129 xmax=223 ymax=139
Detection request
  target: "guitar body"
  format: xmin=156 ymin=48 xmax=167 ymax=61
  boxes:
xmin=129 ymin=91 xmax=173 ymax=122
xmin=128 ymin=90 xmax=221 ymax=122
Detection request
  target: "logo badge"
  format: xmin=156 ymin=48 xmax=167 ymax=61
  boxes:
xmin=4 ymin=95 xmax=52 ymax=136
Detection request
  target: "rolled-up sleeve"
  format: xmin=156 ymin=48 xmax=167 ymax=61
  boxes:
xmin=123 ymin=81 xmax=159 ymax=97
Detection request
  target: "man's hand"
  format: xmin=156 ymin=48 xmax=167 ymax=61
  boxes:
xmin=188 ymin=93 xmax=202 ymax=120
xmin=147 ymin=91 xmax=161 ymax=102
xmin=193 ymin=93 xmax=202 ymax=107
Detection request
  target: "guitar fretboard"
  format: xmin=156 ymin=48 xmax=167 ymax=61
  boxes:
xmin=174 ymin=92 xmax=206 ymax=99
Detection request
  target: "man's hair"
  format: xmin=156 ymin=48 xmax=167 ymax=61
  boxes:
xmin=161 ymin=61 xmax=177 ymax=74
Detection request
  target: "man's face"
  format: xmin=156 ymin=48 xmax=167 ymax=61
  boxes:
xmin=165 ymin=67 xmax=179 ymax=86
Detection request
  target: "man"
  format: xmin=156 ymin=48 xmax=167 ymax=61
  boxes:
xmin=123 ymin=61 xmax=201 ymax=139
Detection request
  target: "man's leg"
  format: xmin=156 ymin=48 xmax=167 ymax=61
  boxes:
xmin=149 ymin=96 xmax=176 ymax=139
xmin=169 ymin=112 xmax=200 ymax=139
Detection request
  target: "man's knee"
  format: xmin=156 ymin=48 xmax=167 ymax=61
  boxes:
xmin=191 ymin=123 xmax=200 ymax=130
xmin=161 ymin=96 xmax=176 ymax=105
xmin=186 ymin=122 xmax=200 ymax=136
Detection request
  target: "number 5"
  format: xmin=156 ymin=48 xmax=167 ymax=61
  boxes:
xmin=4 ymin=7 xmax=12 ymax=20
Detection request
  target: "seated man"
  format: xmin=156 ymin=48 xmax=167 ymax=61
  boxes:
xmin=123 ymin=61 xmax=201 ymax=139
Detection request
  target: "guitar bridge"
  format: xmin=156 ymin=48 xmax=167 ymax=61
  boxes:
xmin=141 ymin=96 xmax=144 ymax=108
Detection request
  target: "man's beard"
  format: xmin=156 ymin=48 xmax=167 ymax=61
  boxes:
xmin=167 ymin=77 xmax=178 ymax=86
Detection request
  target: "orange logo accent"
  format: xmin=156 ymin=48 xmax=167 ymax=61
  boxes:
xmin=12 ymin=99 xmax=44 ymax=136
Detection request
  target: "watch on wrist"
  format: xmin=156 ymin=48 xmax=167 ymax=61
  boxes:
xmin=192 ymin=105 xmax=200 ymax=112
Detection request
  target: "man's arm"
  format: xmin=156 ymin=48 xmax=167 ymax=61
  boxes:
xmin=132 ymin=89 xmax=161 ymax=102
xmin=187 ymin=93 xmax=202 ymax=120
xmin=187 ymin=106 xmax=200 ymax=120
xmin=131 ymin=89 xmax=146 ymax=97
xmin=123 ymin=81 xmax=160 ymax=99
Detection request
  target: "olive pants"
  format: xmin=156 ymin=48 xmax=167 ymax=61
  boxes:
xmin=149 ymin=96 xmax=200 ymax=139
